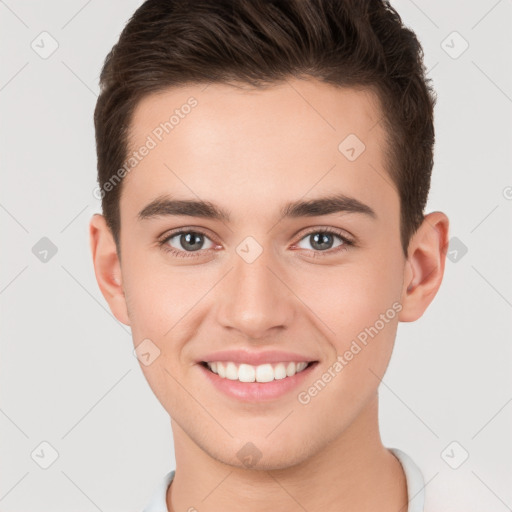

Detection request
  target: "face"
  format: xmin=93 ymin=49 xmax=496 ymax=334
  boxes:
xmin=112 ymin=79 xmax=409 ymax=469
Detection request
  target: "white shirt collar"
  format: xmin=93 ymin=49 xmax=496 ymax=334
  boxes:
xmin=389 ymin=447 xmax=426 ymax=512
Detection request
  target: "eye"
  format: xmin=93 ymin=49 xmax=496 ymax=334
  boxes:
xmin=158 ymin=226 xmax=355 ymax=259
xmin=159 ymin=229 xmax=217 ymax=258
xmin=294 ymin=228 xmax=354 ymax=255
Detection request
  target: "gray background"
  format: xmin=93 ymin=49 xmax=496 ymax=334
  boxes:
xmin=1 ymin=1 xmax=511 ymax=510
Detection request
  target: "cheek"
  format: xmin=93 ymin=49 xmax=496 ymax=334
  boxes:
xmin=124 ymin=277 xmax=172 ymax=338
xmin=296 ymin=257 xmax=402 ymax=343
xmin=122 ymin=251 xmax=208 ymax=335
xmin=295 ymin=265 xmax=402 ymax=409
xmin=121 ymin=260 xmax=200 ymax=407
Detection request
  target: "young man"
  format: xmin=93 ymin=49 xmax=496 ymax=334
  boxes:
xmin=89 ymin=1 xmax=449 ymax=510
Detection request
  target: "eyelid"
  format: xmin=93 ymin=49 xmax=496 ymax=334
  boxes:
xmin=157 ymin=226 xmax=218 ymax=245
xmin=294 ymin=225 xmax=355 ymax=245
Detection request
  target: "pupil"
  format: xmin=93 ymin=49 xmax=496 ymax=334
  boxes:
xmin=181 ymin=232 xmax=203 ymax=251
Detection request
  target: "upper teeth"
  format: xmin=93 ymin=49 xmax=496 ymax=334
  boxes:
xmin=206 ymin=361 xmax=309 ymax=382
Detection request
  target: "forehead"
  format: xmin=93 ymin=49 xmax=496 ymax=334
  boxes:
xmin=121 ymin=78 xmax=397 ymax=225
xmin=128 ymin=79 xmax=384 ymax=153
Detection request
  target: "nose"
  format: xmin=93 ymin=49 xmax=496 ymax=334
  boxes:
xmin=216 ymin=247 xmax=296 ymax=340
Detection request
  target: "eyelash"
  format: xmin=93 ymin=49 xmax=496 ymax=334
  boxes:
xmin=158 ymin=227 xmax=355 ymax=259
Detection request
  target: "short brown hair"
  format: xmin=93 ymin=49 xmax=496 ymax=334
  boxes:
xmin=94 ymin=0 xmax=436 ymax=256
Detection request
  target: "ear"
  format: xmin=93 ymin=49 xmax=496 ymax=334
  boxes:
xmin=399 ymin=211 xmax=450 ymax=322
xmin=89 ymin=214 xmax=130 ymax=326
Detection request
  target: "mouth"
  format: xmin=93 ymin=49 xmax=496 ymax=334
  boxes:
xmin=198 ymin=360 xmax=319 ymax=402
xmin=199 ymin=360 xmax=317 ymax=383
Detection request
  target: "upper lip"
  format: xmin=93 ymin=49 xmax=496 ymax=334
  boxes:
xmin=198 ymin=349 xmax=318 ymax=366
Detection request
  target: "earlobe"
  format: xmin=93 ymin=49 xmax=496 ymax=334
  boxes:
xmin=398 ymin=211 xmax=450 ymax=322
xmin=89 ymin=214 xmax=131 ymax=326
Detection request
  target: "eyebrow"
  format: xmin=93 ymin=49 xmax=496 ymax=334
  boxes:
xmin=137 ymin=193 xmax=377 ymax=222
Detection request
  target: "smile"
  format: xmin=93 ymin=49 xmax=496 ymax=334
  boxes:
xmin=203 ymin=361 xmax=312 ymax=383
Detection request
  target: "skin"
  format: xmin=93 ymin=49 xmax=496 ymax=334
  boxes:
xmin=90 ymin=78 xmax=449 ymax=512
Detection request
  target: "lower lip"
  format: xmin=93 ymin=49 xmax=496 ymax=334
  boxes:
xmin=198 ymin=362 xmax=318 ymax=402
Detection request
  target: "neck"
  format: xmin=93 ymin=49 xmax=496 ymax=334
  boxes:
xmin=167 ymin=394 xmax=408 ymax=512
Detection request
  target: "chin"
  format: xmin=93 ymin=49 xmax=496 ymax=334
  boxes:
xmin=206 ymin=436 xmax=315 ymax=472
